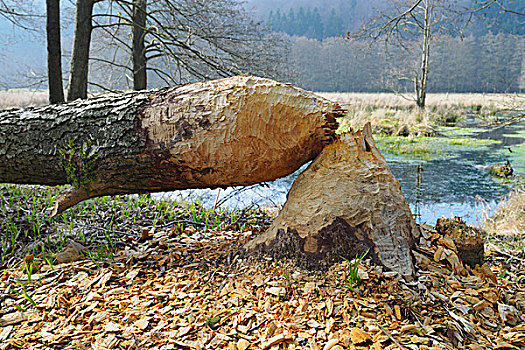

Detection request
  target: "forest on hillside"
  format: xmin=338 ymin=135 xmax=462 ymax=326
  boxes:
xmin=256 ymin=0 xmax=524 ymax=93
xmin=0 ymin=0 xmax=523 ymax=93
xmin=288 ymin=33 xmax=524 ymax=93
xmin=248 ymin=0 xmax=524 ymax=38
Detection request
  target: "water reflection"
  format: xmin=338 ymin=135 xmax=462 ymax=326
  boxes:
xmin=387 ymin=159 xmax=508 ymax=225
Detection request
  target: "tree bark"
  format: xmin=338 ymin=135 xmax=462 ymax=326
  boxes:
xmin=0 ymin=76 xmax=342 ymax=216
xmin=132 ymin=0 xmax=147 ymax=91
xmin=46 ymin=0 xmax=64 ymax=104
xmin=67 ymin=0 xmax=95 ymax=101
xmin=243 ymin=123 xmax=419 ymax=278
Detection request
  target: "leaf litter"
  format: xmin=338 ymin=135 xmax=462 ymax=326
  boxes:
xmin=1 ymin=216 xmax=524 ymax=350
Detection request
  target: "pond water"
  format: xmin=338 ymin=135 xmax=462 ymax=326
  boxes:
xmin=159 ymin=120 xmax=524 ymax=227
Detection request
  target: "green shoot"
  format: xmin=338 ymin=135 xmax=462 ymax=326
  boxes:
xmin=341 ymin=249 xmax=369 ymax=291
xmin=283 ymin=271 xmax=291 ymax=288
xmin=205 ymin=316 xmax=221 ymax=330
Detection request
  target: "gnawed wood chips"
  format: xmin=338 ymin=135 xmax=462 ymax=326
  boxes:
xmin=0 ymin=221 xmax=524 ymax=349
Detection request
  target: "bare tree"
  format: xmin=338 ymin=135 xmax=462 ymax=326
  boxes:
xmin=353 ymin=0 xmax=470 ymax=109
xmin=67 ymin=0 xmax=96 ymax=101
xmin=132 ymin=0 xmax=147 ymax=90
xmin=0 ymin=0 xmax=68 ymax=103
xmin=469 ymin=0 xmax=525 ymax=17
xmin=1 ymin=0 xmax=287 ymax=99
xmin=89 ymin=0 xmax=288 ymax=91
xmin=0 ymin=0 xmax=42 ymax=30
xmin=46 ymin=0 xmax=64 ymax=103
xmin=0 ymin=0 xmax=56 ymax=97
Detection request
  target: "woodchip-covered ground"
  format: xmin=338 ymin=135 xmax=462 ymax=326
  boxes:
xmin=1 ymin=221 xmax=524 ymax=350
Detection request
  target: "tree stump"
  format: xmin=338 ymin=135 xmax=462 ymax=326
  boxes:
xmin=435 ymin=216 xmax=484 ymax=268
xmin=244 ymin=123 xmax=420 ymax=278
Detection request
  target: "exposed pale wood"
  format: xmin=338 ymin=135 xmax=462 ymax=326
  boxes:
xmin=0 ymin=76 xmax=342 ymax=215
xmin=244 ymin=123 xmax=419 ymax=278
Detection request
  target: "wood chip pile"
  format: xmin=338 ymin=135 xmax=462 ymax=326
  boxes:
xmin=1 ymin=222 xmax=524 ymax=350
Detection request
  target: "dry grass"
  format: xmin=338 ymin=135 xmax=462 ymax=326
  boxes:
xmin=337 ymin=106 xmax=434 ymax=136
xmin=318 ymin=92 xmax=525 ymax=136
xmin=318 ymin=92 xmax=523 ymax=109
xmin=480 ymin=187 xmax=525 ymax=236
xmin=0 ymin=90 xmax=48 ymax=109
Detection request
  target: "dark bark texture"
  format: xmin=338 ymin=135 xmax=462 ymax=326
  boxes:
xmin=46 ymin=0 xmax=65 ymax=104
xmin=67 ymin=0 xmax=95 ymax=101
xmin=132 ymin=0 xmax=147 ymax=91
xmin=0 ymin=76 xmax=342 ymax=215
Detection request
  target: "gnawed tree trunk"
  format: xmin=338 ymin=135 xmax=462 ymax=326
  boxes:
xmin=243 ymin=124 xmax=420 ymax=278
xmin=0 ymin=76 xmax=341 ymax=216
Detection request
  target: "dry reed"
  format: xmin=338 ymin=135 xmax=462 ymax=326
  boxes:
xmin=0 ymin=90 xmax=48 ymax=109
xmin=480 ymin=187 xmax=525 ymax=236
xmin=318 ymin=92 xmax=522 ymax=109
xmin=318 ymin=92 xmax=524 ymax=135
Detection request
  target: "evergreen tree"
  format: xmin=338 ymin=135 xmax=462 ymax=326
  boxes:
xmin=326 ymin=9 xmax=344 ymax=38
xmin=296 ymin=7 xmax=306 ymax=36
xmin=274 ymin=9 xmax=282 ymax=32
xmin=286 ymin=8 xmax=296 ymax=35
xmin=311 ymin=7 xmax=324 ymax=40
xmin=267 ymin=10 xmax=274 ymax=30
xmin=278 ymin=10 xmax=286 ymax=33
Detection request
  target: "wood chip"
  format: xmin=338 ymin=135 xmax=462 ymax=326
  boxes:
xmin=1 ymin=215 xmax=523 ymax=350
xmin=323 ymin=338 xmax=339 ymax=350
xmin=261 ymin=334 xmax=287 ymax=349
xmin=105 ymin=322 xmax=121 ymax=332
xmin=0 ymin=325 xmax=13 ymax=341
xmin=237 ymin=338 xmax=250 ymax=350
xmin=134 ymin=318 xmax=149 ymax=330
xmin=350 ymin=327 xmax=372 ymax=344
xmin=394 ymin=304 xmax=402 ymax=320
xmin=400 ymin=324 xmax=417 ymax=333
xmin=0 ymin=312 xmax=28 ymax=327
xmin=54 ymin=246 xmax=80 ymax=264
xmin=264 ymin=286 xmax=286 ymax=296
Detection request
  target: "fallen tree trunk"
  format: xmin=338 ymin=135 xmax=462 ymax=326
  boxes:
xmin=243 ymin=124 xmax=420 ymax=278
xmin=0 ymin=76 xmax=342 ymax=215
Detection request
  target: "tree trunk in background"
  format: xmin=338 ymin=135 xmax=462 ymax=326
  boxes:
xmin=244 ymin=124 xmax=420 ymax=278
xmin=132 ymin=0 xmax=147 ymax=90
xmin=416 ymin=0 xmax=431 ymax=109
xmin=0 ymin=76 xmax=342 ymax=216
xmin=46 ymin=0 xmax=64 ymax=104
xmin=67 ymin=0 xmax=95 ymax=101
